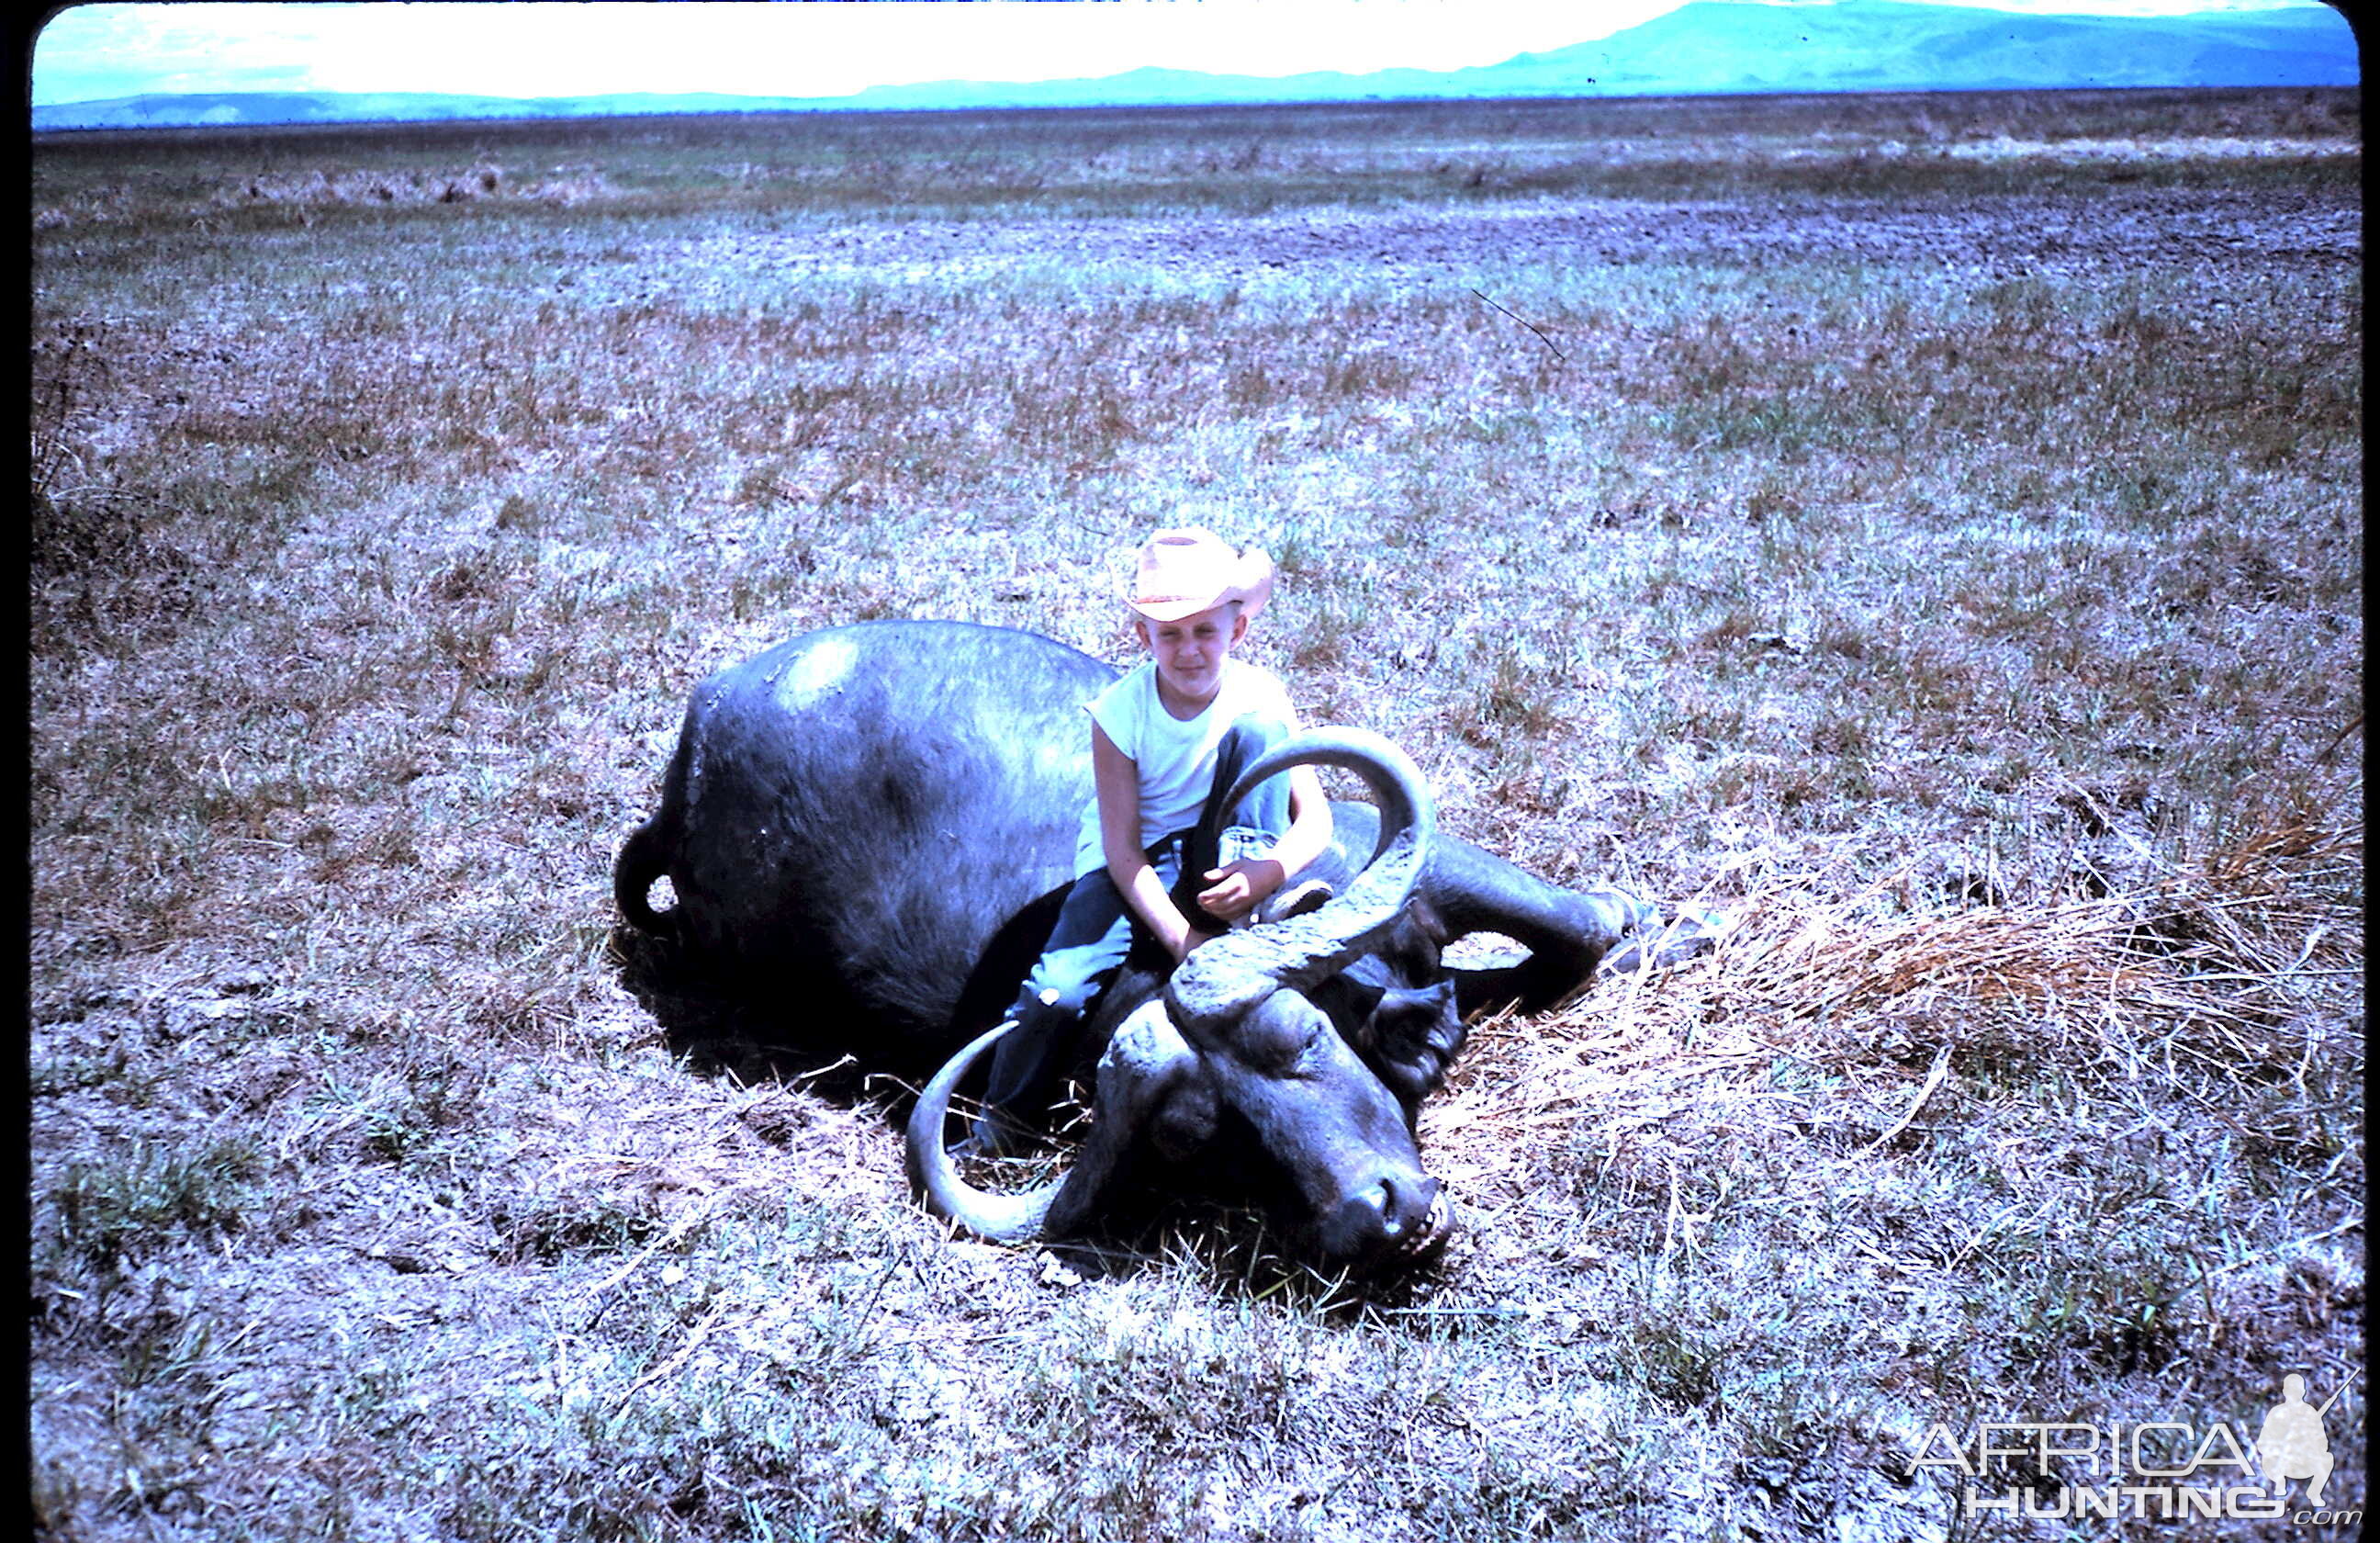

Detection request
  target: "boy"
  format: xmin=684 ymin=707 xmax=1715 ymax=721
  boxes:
xmin=965 ymin=527 xmax=1333 ymax=1154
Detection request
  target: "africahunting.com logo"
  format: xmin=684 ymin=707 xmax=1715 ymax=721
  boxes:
xmin=1914 ymin=1371 xmax=2362 ymax=1525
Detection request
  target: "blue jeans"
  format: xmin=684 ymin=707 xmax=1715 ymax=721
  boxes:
xmin=976 ymin=712 xmax=1295 ymax=1126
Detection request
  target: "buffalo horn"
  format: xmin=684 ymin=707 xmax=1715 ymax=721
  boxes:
xmin=1165 ymin=727 xmax=1436 ymax=1037
xmin=904 ymin=1019 xmax=1064 ymax=1242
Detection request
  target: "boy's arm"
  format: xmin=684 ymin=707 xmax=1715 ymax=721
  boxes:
xmin=1094 ymin=722 xmax=1211 ymax=964
xmin=1196 ymin=764 xmax=1332 ymax=925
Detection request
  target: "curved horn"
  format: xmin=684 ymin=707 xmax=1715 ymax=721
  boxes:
xmin=1166 ymin=727 xmax=1436 ymax=1037
xmin=904 ymin=1019 xmax=1063 ymax=1243
xmin=908 ymin=1003 xmax=1204 ymax=1247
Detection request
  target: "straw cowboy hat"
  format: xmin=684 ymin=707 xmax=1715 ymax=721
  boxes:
xmin=1126 ymin=527 xmax=1274 ymax=622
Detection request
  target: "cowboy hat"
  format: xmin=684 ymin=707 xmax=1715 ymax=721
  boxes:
xmin=1126 ymin=527 xmax=1274 ymax=622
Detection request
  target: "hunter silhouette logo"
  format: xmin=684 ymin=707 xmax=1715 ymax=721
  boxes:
xmin=2256 ymin=1371 xmax=2352 ymax=1505
xmin=1916 ymin=1368 xmax=2363 ymax=1524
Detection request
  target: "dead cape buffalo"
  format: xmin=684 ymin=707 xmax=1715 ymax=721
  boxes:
xmin=613 ymin=620 xmax=1701 ymax=1272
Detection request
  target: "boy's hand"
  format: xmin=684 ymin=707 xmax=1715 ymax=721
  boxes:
xmin=1196 ymin=857 xmax=1285 ymax=927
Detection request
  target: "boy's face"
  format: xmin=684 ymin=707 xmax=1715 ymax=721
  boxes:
xmin=1138 ymin=603 xmax=1247 ymax=709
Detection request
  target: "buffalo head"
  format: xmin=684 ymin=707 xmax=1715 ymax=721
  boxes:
xmin=906 ymin=728 xmax=1457 ymax=1273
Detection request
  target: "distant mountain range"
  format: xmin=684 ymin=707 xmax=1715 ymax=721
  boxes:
xmin=32 ymin=1 xmax=2362 ymax=132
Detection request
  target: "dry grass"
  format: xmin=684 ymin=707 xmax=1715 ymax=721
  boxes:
xmin=28 ymin=89 xmax=2363 ymax=1541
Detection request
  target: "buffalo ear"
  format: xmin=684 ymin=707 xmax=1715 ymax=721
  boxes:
xmin=1361 ymin=979 xmax=1463 ymax=1116
xmin=1043 ymin=1001 xmax=1199 ymax=1240
xmin=1307 ymin=972 xmax=1386 ymax=1045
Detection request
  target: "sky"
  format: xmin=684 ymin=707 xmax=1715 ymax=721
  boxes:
xmin=29 ymin=0 xmax=2343 ymax=107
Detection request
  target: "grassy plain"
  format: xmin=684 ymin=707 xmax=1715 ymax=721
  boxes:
xmin=28 ymin=89 xmax=2363 ymax=1539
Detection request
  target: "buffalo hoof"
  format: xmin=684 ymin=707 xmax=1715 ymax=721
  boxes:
xmin=1600 ymin=905 xmax=1730 ymax=977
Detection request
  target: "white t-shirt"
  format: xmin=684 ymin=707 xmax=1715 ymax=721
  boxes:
xmin=1072 ymin=657 xmax=1298 ymax=875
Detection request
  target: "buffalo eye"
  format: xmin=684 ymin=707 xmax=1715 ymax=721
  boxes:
xmin=1151 ymin=1078 xmax=1218 ymax=1161
xmin=1232 ymin=996 xmax=1327 ymax=1075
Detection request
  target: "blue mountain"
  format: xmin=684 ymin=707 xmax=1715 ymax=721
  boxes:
xmin=1493 ymin=0 xmax=2363 ymax=96
xmin=33 ymin=1 xmax=2362 ymax=130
